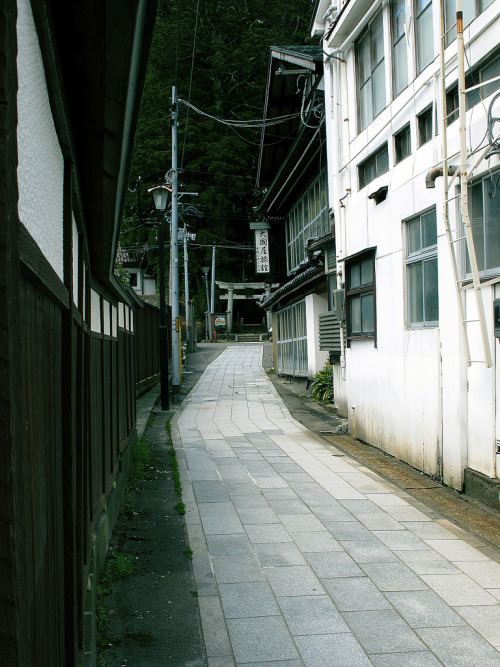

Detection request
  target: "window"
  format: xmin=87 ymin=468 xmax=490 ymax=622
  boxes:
xmin=415 ymin=0 xmax=434 ymax=73
xmin=466 ymin=50 xmax=500 ymax=109
xmin=286 ymin=171 xmax=329 ymax=274
xmin=417 ymin=105 xmax=435 ymax=146
xmin=446 ymin=83 xmax=459 ymax=124
xmin=444 ymin=0 xmax=494 ymax=46
xmin=346 ymin=250 xmax=376 ymax=340
xmin=466 ymin=171 xmax=500 ymax=276
xmin=406 ymin=208 xmax=439 ymax=326
xmin=358 ymin=144 xmax=389 ymax=189
xmin=357 ymin=12 xmax=386 ymax=131
xmin=391 ymin=0 xmax=408 ymax=96
xmin=276 ymin=301 xmax=308 ymax=376
xmin=129 ymin=272 xmax=138 ymax=287
xmin=394 ymin=124 xmax=411 ymax=163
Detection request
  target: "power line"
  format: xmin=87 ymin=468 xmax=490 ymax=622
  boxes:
xmin=179 ymin=99 xmax=302 ymax=129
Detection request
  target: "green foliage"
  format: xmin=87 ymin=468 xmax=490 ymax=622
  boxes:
xmin=311 ymin=362 xmax=334 ymax=403
xmin=129 ymin=436 xmax=153 ymax=485
xmin=97 ymin=550 xmax=135 ymax=650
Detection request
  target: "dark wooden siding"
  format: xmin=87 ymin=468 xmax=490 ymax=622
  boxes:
xmin=135 ymin=302 xmax=161 ymax=385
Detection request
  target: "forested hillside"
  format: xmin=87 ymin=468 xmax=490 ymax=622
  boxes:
xmin=119 ymin=0 xmax=313 ymax=319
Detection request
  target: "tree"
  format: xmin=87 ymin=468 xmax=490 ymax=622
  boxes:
xmin=121 ymin=0 xmax=313 ymax=323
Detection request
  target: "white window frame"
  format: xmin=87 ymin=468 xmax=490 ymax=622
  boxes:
xmin=405 ymin=208 xmax=439 ymax=327
xmin=356 ymin=11 xmax=386 ymax=132
xmin=464 ymin=170 xmax=500 ymax=279
xmin=391 ymin=0 xmax=408 ymax=97
xmin=415 ymin=0 xmax=434 ymax=74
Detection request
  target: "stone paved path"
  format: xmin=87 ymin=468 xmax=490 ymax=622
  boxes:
xmin=172 ymin=345 xmax=500 ymax=666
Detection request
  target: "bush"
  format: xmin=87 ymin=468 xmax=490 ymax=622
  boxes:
xmin=311 ymin=361 xmax=333 ymax=403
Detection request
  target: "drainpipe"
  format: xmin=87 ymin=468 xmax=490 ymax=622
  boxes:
xmin=425 ymin=165 xmax=456 ymax=188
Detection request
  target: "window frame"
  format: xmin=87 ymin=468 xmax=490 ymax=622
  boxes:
xmin=358 ymin=143 xmax=389 ymax=189
xmin=391 ymin=0 xmax=408 ymax=97
xmin=444 ymin=0 xmax=494 ymax=46
xmin=405 ymin=207 xmax=439 ymax=328
xmin=394 ymin=123 xmax=411 ymax=163
xmin=356 ymin=11 xmax=386 ymax=132
xmin=285 ymin=170 xmax=329 ymax=275
xmin=344 ymin=248 xmax=377 ymax=344
xmin=415 ymin=0 xmax=434 ymax=74
xmin=417 ymin=105 xmax=436 ymax=147
xmin=463 ymin=169 xmax=500 ymax=279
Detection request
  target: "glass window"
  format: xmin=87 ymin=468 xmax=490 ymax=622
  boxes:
xmin=285 ymin=170 xmax=329 ymax=274
xmin=406 ymin=208 xmax=439 ymax=326
xmin=346 ymin=251 xmax=376 ymax=340
xmin=417 ymin=105 xmax=435 ymax=146
xmin=465 ymin=171 xmax=500 ymax=275
xmin=394 ymin=124 xmax=411 ymax=163
xmin=415 ymin=0 xmax=434 ymax=73
xmin=445 ymin=0 xmax=491 ymax=46
xmin=358 ymin=144 xmax=389 ymax=189
xmin=392 ymin=0 xmax=408 ymax=96
xmin=357 ymin=12 xmax=386 ymax=131
xmin=466 ymin=51 xmax=500 ymax=109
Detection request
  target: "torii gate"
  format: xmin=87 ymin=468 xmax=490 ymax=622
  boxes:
xmin=216 ymin=281 xmax=279 ymax=333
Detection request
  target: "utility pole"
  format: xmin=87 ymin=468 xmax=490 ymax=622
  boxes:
xmin=210 ymin=244 xmax=216 ymax=341
xmin=171 ymin=86 xmax=181 ymax=402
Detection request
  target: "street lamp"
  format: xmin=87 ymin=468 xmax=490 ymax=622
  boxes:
xmin=202 ymin=266 xmax=211 ymax=341
xmin=148 ymin=184 xmax=171 ymax=411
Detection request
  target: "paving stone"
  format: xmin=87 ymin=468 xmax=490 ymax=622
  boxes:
xmin=360 ymin=562 xmax=428 ymax=592
xmin=305 ymin=550 xmax=364 ymax=578
xmin=340 ymin=539 xmax=399 ymax=563
xmin=253 ymin=542 xmax=308 ymax=567
xmin=292 ymin=530 xmax=343 ymax=553
xmin=421 ymin=573 xmax=499 ymax=606
xmin=322 ymin=577 xmax=392 ymax=611
xmin=370 ymin=652 xmax=444 ymax=666
xmin=226 ymin=616 xmax=300 ymax=663
xmin=294 ymin=633 xmax=372 ymax=666
xmin=264 ymin=565 xmax=325 ymax=596
xmin=416 ymin=626 xmax=500 ymax=666
xmin=394 ymin=549 xmax=461 ymax=575
xmin=385 ymin=590 xmax=466 ymax=628
xmin=211 ymin=554 xmax=266 ymax=584
xmin=454 ymin=605 xmax=500 ymax=646
xmin=219 ymin=581 xmax=281 ymax=618
xmin=277 ymin=595 xmax=349 ymax=635
xmin=245 ymin=523 xmax=293 ymax=544
xmin=343 ymin=610 xmax=426 ymax=653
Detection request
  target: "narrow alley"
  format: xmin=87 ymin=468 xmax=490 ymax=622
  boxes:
xmin=168 ymin=344 xmax=500 ymax=666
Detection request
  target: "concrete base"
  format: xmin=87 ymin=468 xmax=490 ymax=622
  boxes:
xmin=464 ymin=468 xmax=500 ymax=511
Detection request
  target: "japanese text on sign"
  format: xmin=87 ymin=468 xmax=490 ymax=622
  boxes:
xmin=255 ymin=229 xmax=270 ymax=273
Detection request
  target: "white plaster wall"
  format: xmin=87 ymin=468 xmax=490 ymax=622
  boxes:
xmin=72 ymin=216 xmax=79 ymax=305
xmin=143 ymin=276 xmax=156 ymax=296
xmin=91 ymin=290 xmax=101 ymax=333
xmin=306 ymin=293 xmax=329 ymax=378
xmin=17 ymin=0 xmax=64 ymax=281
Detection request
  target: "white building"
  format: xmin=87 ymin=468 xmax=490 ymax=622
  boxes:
xmin=311 ymin=0 xmax=500 ymax=503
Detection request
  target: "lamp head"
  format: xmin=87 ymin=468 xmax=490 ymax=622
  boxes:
xmin=148 ymin=184 xmax=171 ymax=211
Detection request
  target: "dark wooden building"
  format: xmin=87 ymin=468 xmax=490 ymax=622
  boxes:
xmin=0 ymin=0 xmax=158 ymax=663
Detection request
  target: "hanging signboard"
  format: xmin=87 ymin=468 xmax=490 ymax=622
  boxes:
xmin=255 ymin=228 xmax=270 ymax=274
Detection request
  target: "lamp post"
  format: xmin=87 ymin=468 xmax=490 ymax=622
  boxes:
xmin=202 ymin=266 xmax=211 ymax=341
xmin=170 ymin=86 xmax=181 ymax=403
xmin=148 ymin=184 xmax=171 ymax=411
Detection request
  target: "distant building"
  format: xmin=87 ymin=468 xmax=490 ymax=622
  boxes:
xmin=256 ymin=46 xmax=337 ymax=380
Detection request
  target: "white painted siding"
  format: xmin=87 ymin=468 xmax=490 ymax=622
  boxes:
xmin=17 ymin=0 xmax=64 ymax=281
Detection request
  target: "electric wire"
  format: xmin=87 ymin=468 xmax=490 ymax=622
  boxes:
xmin=179 ymin=98 xmax=302 ymax=128
xmin=180 ymin=0 xmax=200 ymax=170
